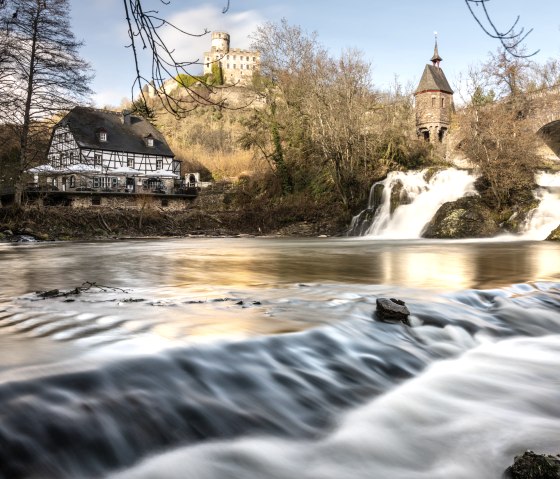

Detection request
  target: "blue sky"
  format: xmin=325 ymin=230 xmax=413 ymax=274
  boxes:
xmin=68 ymin=1 xmax=560 ymax=107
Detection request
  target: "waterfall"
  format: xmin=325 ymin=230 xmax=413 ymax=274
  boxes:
xmin=349 ymin=169 xmax=477 ymax=239
xmin=520 ymin=172 xmax=560 ymax=240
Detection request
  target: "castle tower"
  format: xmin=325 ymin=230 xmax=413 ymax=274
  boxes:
xmin=203 ymin=32 xmax=260 ymax=85
xmin=211 ymin=32 xmax=230 ymax=53
xmin=415 ymin=37 xmax=454 ymax=142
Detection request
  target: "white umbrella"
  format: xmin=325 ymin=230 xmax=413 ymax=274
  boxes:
xmin=108 ymin=166 xmax=143 ymax=175
xmin=65 ymin=163 xmax=102 ymax=173
xmin=27 ymin=164 xmax=65 ymax=174
xmin=145 ymin=169 xmax=179 ymax=178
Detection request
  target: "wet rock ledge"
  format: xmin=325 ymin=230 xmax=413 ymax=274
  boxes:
xmin=505 ymin=451 xmax=560 ymax=479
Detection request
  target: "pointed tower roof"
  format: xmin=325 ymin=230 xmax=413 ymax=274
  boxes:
xmin=415 ymin=65 xmax=453 ymax=94
xmin=415 ymin=36 xmax=453 ymax=95
xmin=431 ymin=38 xmax=442 ymax=65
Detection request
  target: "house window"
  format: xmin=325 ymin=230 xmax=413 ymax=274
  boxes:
xmin=146 ymin=138 xmax=154 ymax=147
xmin=99 ymin=131 xmax=107 ymax=142
xmin=94 ymin=153 xmax=102 ymax=166
xmin=69 ymin=151 xmax=74 ymax=162
xmin=156 ymin=159 xmax=163 ymax=169
xmin=127 ymin=157 xmax=134 ymax=168
xmin=93 ymin=177 xmax=100 ymax=188
xmin=69 ymin=175 xmax=75 ymax=188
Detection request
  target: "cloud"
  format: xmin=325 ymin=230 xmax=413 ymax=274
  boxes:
xmin=161 ymin=5 xmax=265 ymax=73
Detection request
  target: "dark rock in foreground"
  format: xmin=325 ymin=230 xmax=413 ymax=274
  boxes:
xmin=375 ymin=298 xmax=410 ymax=325
xmin=422 ymin=196 xmax=500 ymax=239
xmin=504 ymin=451 xmax=560 ymax=478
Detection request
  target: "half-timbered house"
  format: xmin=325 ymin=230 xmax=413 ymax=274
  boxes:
xmin=30 ymin=107 xmax=196 ymax=209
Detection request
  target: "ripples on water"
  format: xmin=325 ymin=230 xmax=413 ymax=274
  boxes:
xmin=0 ymin=238 xmax=559 ymax=479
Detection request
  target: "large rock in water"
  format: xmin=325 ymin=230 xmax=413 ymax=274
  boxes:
xmin=504 ymin=451 xmax=560 ymax=478
xmin=375 ymin=298 xmax=410 ymax=326
xmin=546 ymin=225 xmax=560 ymax=241
xmin=422 ymin=196 xmax=500 ymax=239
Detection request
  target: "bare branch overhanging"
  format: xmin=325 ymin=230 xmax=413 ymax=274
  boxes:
xmin=464 ymin=0 xmax=539 ymax=58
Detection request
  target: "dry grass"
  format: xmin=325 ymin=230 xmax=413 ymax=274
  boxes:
xmin=170 ymin=143 xmax=259 ymax=180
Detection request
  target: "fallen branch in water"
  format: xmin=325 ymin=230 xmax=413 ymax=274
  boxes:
xmin=36 ymin=282 xmax=129 ymax=299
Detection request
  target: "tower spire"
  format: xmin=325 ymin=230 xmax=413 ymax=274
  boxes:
xmin=431 ymin=31 xmax=442 ymax=68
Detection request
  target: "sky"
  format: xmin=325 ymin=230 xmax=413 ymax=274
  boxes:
xmin=67 ymin=0 xmax=560 ymax=108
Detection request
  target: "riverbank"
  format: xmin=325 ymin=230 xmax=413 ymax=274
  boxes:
xmin=0 ymin=193 xmax=350 ymax=241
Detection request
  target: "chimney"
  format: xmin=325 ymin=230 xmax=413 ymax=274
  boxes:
xmin=122 ymin=109 xmax=131 ymax=125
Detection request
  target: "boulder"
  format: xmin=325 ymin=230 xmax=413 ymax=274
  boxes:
xmin=422 ymin=196 xmax=500 ymax=239
xmin=546 ymin=225 xmax=560 ymax=241
xmin=504 ymin=451 xmax=560 ymax=478
xmin=375 ymin=298 xmax=410 ymax=325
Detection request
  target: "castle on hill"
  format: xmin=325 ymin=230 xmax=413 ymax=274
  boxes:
xmin=203 ymin=32 xmax=260 ymax=85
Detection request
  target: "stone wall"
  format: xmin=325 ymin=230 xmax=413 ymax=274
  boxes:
xmin=39 ymin=193 xmax=192 ymax=211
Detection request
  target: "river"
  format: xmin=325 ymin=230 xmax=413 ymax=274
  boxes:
xmin=0 ymin=237 xmax=559 ymax=478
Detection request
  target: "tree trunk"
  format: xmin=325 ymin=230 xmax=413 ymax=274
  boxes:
xmin=14 ymin=2 xmax=41 ymax=206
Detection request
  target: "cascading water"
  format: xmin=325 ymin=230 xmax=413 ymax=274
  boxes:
xmin=348 ymin=169 xmax=477 ymax=239
xmin=350 ymin=168 xmax=560 ymax=240
xmin=520 ymin=171 xmax=560 ymax=240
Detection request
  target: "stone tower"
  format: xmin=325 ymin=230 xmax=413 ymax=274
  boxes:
xmin=415 ymin=38 xmax=454 ymax=142
xmin=211 ymin=32 xmax=230 ymax=54
xmin=203 ymin=32 xmax=260 ymax=85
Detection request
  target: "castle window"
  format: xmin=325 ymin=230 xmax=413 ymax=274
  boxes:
xmin=441 ymin=98 xmax=445 ymax=108
xmin=227 ymin=55 xmax=230 ymax=59
xmin=233 ymin=64 xmax=236 ymax=69
xmin=246 ymin=56 xmax=249 ymax=61
xmin=431 ymin=97 xmax=436 ymax=107
xmin=253 ymin=57 xmax=256 ymax=62
xmin=227 ymin=63 xmax=230 ymax=69
xmin=233 ymin=55 xmax=236 ymax=60
xmin=206 ymin=63 xmax=209 ymax=68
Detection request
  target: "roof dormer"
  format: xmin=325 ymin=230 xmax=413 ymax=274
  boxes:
xmin=97 ymin=128 xmax=108 ymax=142
xmin=144 ymin=133 xmax=155 ymax=147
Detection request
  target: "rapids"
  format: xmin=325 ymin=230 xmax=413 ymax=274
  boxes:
xmin=0 ymin=237 xmax=559 ymax=479
xmin=349 ymin=168 xmax=560 ymax=240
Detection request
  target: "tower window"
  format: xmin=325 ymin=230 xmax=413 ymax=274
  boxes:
xmin=441 ymin=98 xmax=445 ymax=108
xmin=431 ymin=97 xmax=436 ymax=107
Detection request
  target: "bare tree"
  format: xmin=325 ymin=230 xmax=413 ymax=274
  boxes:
xmin=0 ymin=0 xmax=93 ymax=205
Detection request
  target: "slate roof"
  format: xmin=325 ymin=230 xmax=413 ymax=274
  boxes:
xmin=59 ymin=107 xmax=175 ymax=157
xmin=415 ymin=65 xmax=454 ymax=95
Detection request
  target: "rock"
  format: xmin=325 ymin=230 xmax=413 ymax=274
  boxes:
xmin=422 ymin=196 xmax=500 ymax=239
xmin=375 ymin=298 xmax=410 ymax=325
xmin=38 ymin=289 xmax=60 ymax=298
xmin=390 ymin=180 xmax=411 ymax=215
xmin=3 ymin=229 xmax=13 ymax=236
xmin=546 ymin=225 xmax=560 ymax=241
xmin=504 ymin=451 xmax=560 ymax=478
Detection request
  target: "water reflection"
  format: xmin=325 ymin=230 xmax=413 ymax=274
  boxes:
xmin=0 ymin=238 xmax=559 ymax=297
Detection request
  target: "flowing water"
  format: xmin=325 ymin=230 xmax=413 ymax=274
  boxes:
xmin=348 ymin=168 xmax=560 ymax=240
xmin=0 ymin=237 xmax=560 ymax=478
